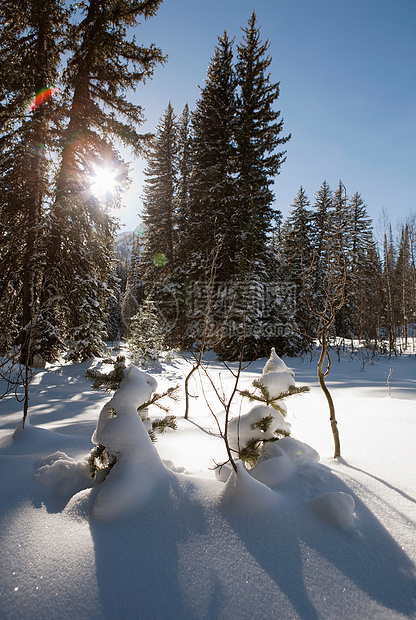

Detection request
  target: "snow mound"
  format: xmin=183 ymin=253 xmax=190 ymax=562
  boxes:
xmin=249 ymin=444 xmax=297 ymax=487
xmin=309 ymin=491 xmax=356 ymax=531
xmin=220 ymin=460 xmax=279 ymax=514
xmin=91 ymin=364 xmax=168 ymax=521
xmin=278 ymin=436 xmax=320 ymax=467
xmin=34 ymin=364 xmax=168 ymax=522
xmin=34 ymin=451 xmax=92 ymax=497
xmin=0 ymin=419 xmax=71 ymax=454
xmin=228 ymin=404 xmax=291 ymax=454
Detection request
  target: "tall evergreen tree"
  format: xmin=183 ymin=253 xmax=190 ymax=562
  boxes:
xmin=309 ymin=181 xmax=335 ymax=324
xmin=186 ymin=31 xmax=237 ymax=281
xmin=234 ymin=12 xmax=290 ymax=273
xmin=381 ymin=217 xmax=397 ymax=352
xmin=139 ymin=102 xmax=181 ymax=343
xmin=171 ymin=32 xmax=238 ymax=349
xmin=37 ymin=0 xmax=165 ymax=361
xmin=395 ymin=223 xmax=413 ymax=348
xmin=141 ymin=102 xmax=178 ymax=285
xmin=282 ymin=186 xmax=314 ymax=351
xmin=121 ymin=231 xmax=144 ymax=337
xmin=175 ymin=103 xmax=192 ymax=259
xmin=407 ymin=215 xmax=416 ymax=346
xmin=0 ymin=0 xmax=67 ymax=358
xmin=346 ymin=192 xmax=378 ymax=342
xmin=332 ymin=181 xmax=351 ymax=339
xmin=359 ymin=238 xmax=383 ymax=345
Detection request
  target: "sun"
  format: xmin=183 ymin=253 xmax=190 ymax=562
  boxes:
xmin=89 ymin=164 xmax=120 ymax=200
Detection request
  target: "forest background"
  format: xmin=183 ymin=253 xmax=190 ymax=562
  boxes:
xmin=0 ymin=0 xmax=415 ymax=372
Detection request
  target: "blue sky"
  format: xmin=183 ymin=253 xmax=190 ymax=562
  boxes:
xmin=116 ymin=0 xmax=416 ymax=235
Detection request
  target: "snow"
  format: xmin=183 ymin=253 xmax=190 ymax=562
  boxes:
xmin=263 ymin=347 xmax=295 ymax=376
xmin=259 ymin=369 xmax=295 ymax=397
xmin=35 ymin=363 xmax=169 ymax=522
xmin=309 ymin=491 xmax=357 ymax=532
xmin=228 ymin=403 xmax=291 ymax=455
xmin=0 ymin=350 xmax=415 ymax=619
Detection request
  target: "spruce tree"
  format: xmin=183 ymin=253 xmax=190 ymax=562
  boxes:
xmin=332 ymin=181 xmax=352 ymax=339
xmin=395 ymin=223 xmax=413 ymax=349
xmin=0 ymin=0 xmax=67 ymax=358
xmin=37 ymin=0 xmax=165 ymax=361
xmin=308 ymin=181 xmax=335 ymax=330
xmin=282 ymin=186 xmax=314 ymax=351
xmin=142 ymin=102 xmax=178 ymax=281
xmin=381 ymin=217 xmax=397 ymax=352
xmin=172 ymin=32 xmax=238 ymax=348
xmin=170 ymin=103 xmax=193 ymax=345
xmin=186 ymin=31 xmax=237 ymax=281
xmin=219 ymin=12 xmax=291 ymax=359
xmin=235 ymin=12 xmax=290 ymax=272
xmin=345 ymin=192 xmax=379 ymax=342
xmin=175 ymin=103 xmax=192 ymax=240
xmin=140 ymin=102 xmax=181 ymax=344
xmin=121 ymin=232 xmax=145 ymax=337
xmin=359 ymin=238 xmax=383 ymax=346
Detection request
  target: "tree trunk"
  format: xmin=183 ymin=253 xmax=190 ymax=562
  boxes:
xmin=184 ymin=363 xmax=199 ymax=420
xmin=317 ymin=326 xmax=341 ymax=458
xmin=20 ymin=18 xmax=48 ymax=365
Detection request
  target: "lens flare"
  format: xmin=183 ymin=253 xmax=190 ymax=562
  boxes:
xmin=153 ymin=253 xmax=167 ymax=267
xmin=28 ymin=87 xmax=59 ymax=112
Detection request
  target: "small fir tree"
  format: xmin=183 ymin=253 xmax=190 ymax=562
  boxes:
xmin=85 ymin=356 xmax=179 ymax=477
xmin=233 ymin=348 xmax=309 ymax=467
xmin=128 ymin=298 xmax=166 ymax=364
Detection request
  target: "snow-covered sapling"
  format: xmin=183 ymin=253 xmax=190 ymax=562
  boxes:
xmin=89 ymin=364 xmax=169 ymax=519
xmin=86 ymin=357 xmax=179 ymax=477
xmin=137 ymin=385 xmax=180 ymax=443
xmin=232 ymin=348 xmax=309 ymax=467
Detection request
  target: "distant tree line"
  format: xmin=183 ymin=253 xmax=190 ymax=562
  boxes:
xmin=131 ymin=14 xmax=416 ymax=359
xmin=127 ymin=168 xmax=416 ymax=358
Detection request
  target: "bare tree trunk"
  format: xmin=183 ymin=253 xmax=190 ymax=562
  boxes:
xmin=317 ymin=327 xmax=341 ymax=458
xmin=184 ymin=363 xmax=199 ymax=420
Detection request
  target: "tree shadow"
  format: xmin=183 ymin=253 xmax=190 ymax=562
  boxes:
xmin=220 ymin=463 xmax=416 ymax=619
xmin=339 ymin=457 xmax=416 ymax=505
xmin=86 ymin=473 xmax=209 ymax=619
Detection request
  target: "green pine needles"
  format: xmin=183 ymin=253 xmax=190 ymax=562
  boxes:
xmin=85 ymin=356 xmax=127 ymax=392
xmin=240 ymin=380 xmax=310 ymax=413
xmin=137 ymin=385 xmax=180 ymax=443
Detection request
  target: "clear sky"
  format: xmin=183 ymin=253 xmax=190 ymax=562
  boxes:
xmin=116 ymin=0 xmax=416 ymax=236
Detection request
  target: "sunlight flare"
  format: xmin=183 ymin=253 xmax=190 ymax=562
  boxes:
xmin=89 ymin=164 xmax=120 ymax=200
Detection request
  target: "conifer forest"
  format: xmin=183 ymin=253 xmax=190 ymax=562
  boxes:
xmin=1 ymin=1 xmax=415 ymax=368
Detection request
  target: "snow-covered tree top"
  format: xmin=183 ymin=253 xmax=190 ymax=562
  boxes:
xmin=263 ymin=347 xmax=295 ymax=377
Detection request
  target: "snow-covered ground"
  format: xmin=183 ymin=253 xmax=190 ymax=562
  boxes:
xmin=0 ymin=348 xmax=415 ymax=619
